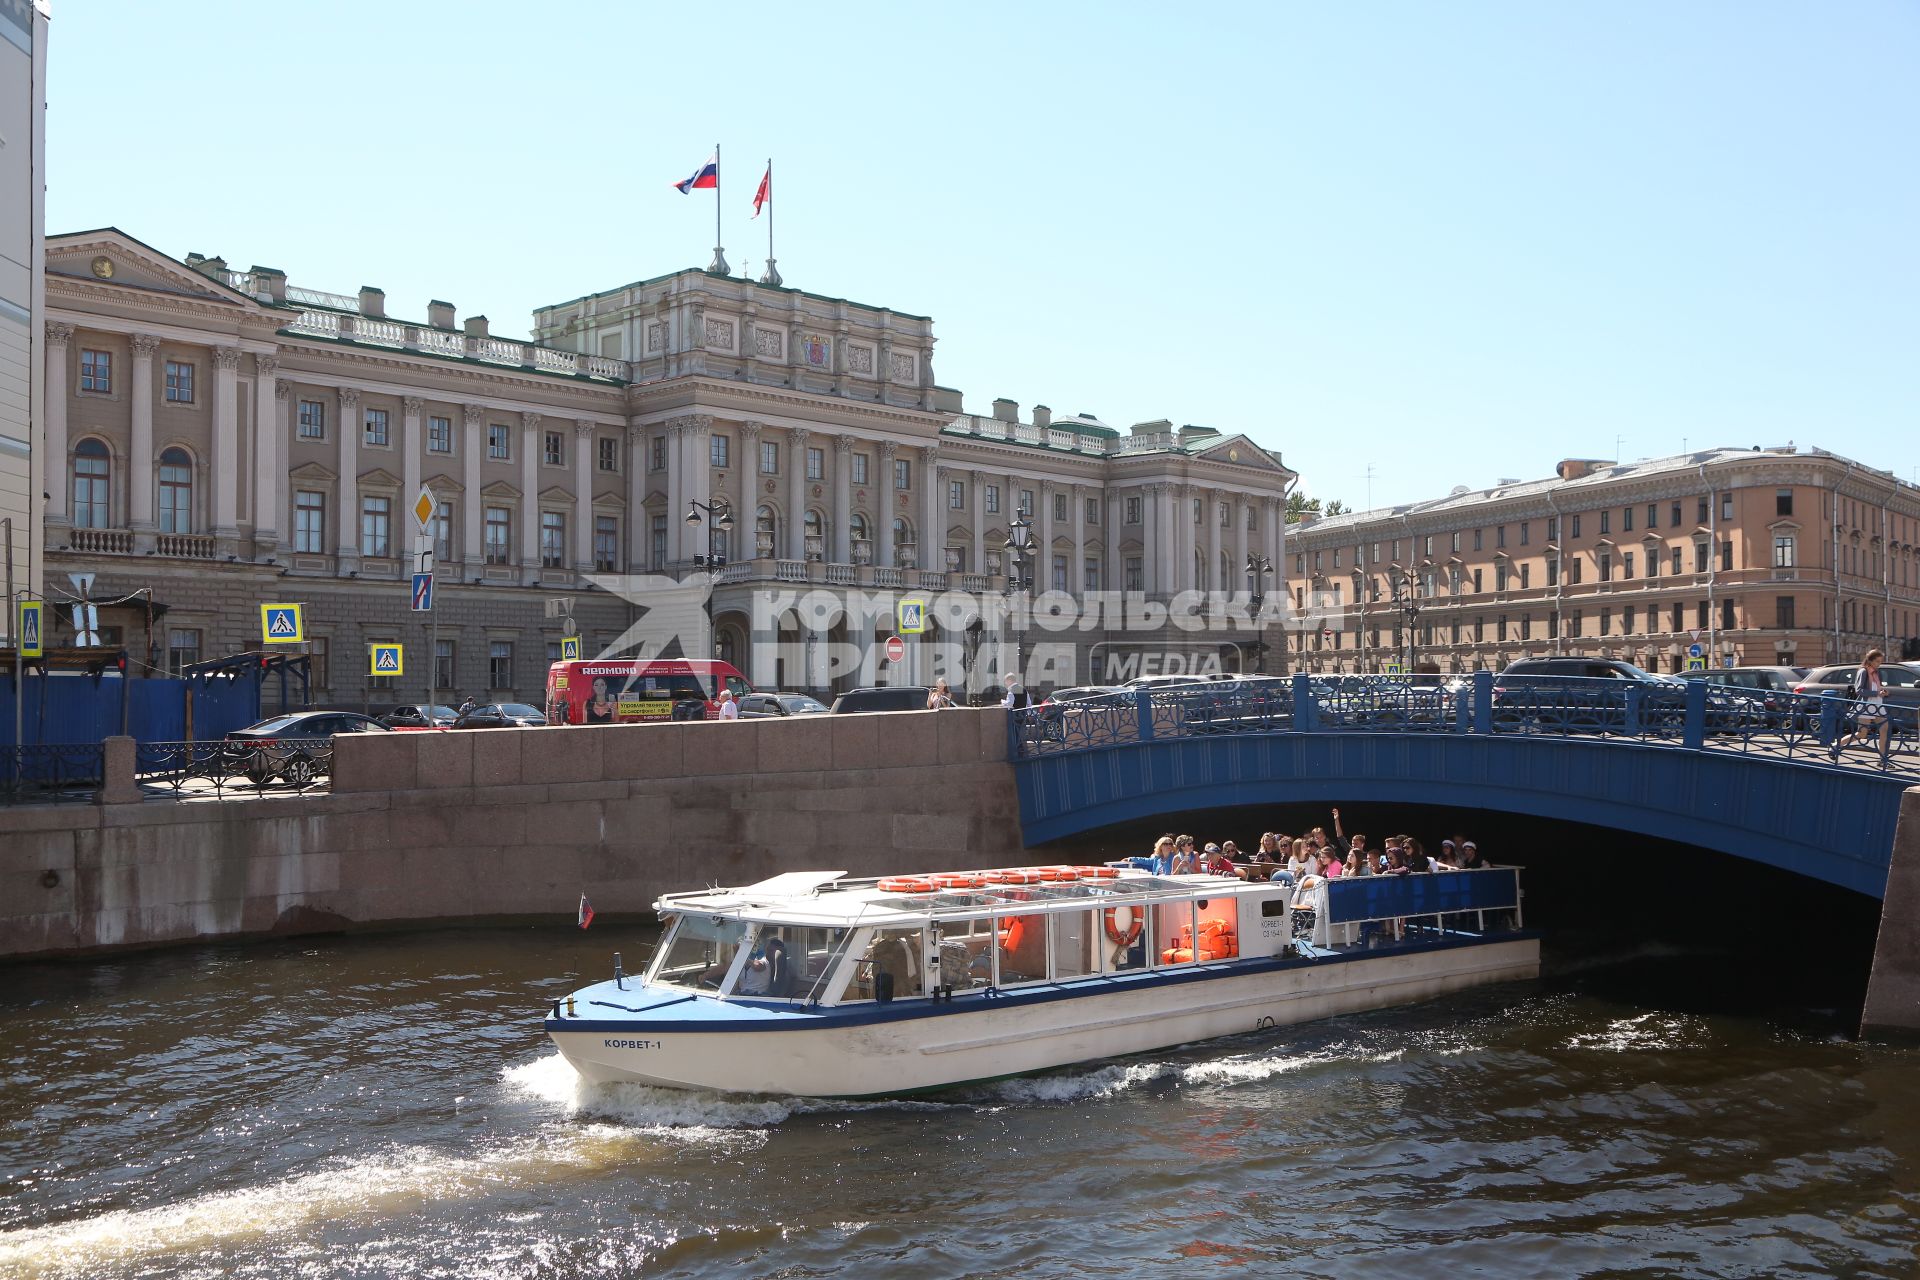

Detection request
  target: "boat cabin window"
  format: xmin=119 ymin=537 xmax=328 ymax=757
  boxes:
xmin=731 ymin=924 xmax=847 ymax=1000
xmin=843 ymin=927 xmax=925 ymax=1002
xmin=994 ymin=913 xmax=1049 ymax=985
xmin=1100 ymin=900 xmax=1151 ymax=973
xmin=934 ymin=918 xmax=996 ymax=992
xmin=1049 ymin=910 xmax=1098 ymax=981
xmin=1157 ymin=899 xmax=1241 ymax=966
xmin=653 ymin=915 xmax=749 ymax=991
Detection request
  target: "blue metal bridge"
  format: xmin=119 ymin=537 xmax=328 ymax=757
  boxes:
xmin=1010 ymin=674 xmax=1918 ymax=898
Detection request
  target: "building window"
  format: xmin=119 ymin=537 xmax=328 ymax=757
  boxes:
xmin=484 ymin=507 xmax=512 ymax=564
xmin=806 ymin=446 xmax=824 ymax=481
xmin=1520 ymin=563 xmax=1531 ymax=589
xmin=544 ymin=431 xmax=564 ymax=466
xmin=1519 ymin=523 xmax=1530 ymax=547
xmin=761 ymin=440 xmax=779 ymax=475
xmin=1670 ymin=546 xmax=1682 ymax=575
xmin=298 ymin=400 xmax=326 ymax=440
xmin=1722 ymin=599 xmax=1736 ymax=630
xmin=1623 ymin=552 xmax=1635 ymax=580
xmin=360 ymin=496 xmax=392 ymax=557
xmin=70 ymin=439 xmax=111 ymax=528
xmin=1647 ymin=548 xmax=1660 ymax=579
xmin=1599 ymin=511 xmax=1611 ymax=536
xmin=434 ymin=639 xmax=455 ymax=691
xmin=1473 ymin=529 xmax=1483 ymax=552
xmin=434 ymin=501 xmax=454 ymax=561
xmin=1698 ymin=497 xmax=1710 ymax=523
xmin=309 ymin=636 xmax=330 ymax=690
xmin=1672 ymin=603 xmax=1684 ymax=631
xmin=594 ymin=515 xmax=619 ymax=572
xmin=1087 ymin=498 xmax=1100 ymax=525
xmin=1126 ymin=497 xmax=1141 ymax=525
xmin=158 ymin=448 xmax=193 ymax=533
xmin=1777 ymin=596 xmax=1796 ymax=628
xmin=1520 ymin=614 xmax=1532 ymax=641
xmin=295 ymin=490 xmax=326 ymax=553
xmin=1721 ymin=540 xmax=1733 ymax=572
xmin=950 ymin=480 xmax=966 ymax=510
xmin=1497 ymin=614 xmax=1508 ymax=642
xmin=986 ymin=485 xmax=1000 ymax=514
xmin=1192 ymin=497 xmax=1202 ymax=525
xmin=1644 ymin=503 xmax=1656 ymax=529
xmin=1124 ymin=557 xmax=1144 ymax=590
xmin=1671 ymin=502 xmax=1682 ymax=528
xmin=1721 ymin=492 xmax=1733 ymax=522
xmin=1546 ymin=556 xmax=1558 ymax=588
xmin=1022 ymin=489 xmax=1036 ymax=518
xmin=1624 ymin=605 xmax=1636 ymax=634
xmin=488 ymin=641 xmax=514 ymax=690
xmin=892 ymin=516 xmax=913 ymax=555
xmin=1053 ymin=555 xmax=1068 ymax=592
xmin=1776 ymin=488 xmax=1793 ymax=517
xmin=80 ymin=348 xmax=112 ymax=393
xmin=428 ymin=415 xmax=452 ymax=453
xmin=705 ymin=435 xmax=727 ymax=469
xmin=592 ymin=436 xmax=616 ymax=473
xmin=852 ymin=453 xmax=869 ymax=486
xmin=488 ymin=423 xmax=510 ymax=460
xmin=1600 ymin=608 xmax=1612 ymax=636
xmin=651 ymin=437 xmax=667 ymax=471
xmin=1472 ymin=568 xmax=1483 ymax=593
xmin=1692 ymin=540 xmax=1708 ymax=573
xmin=363 ymin=408 xmax=390 ymax=447
xmin=1495 ymin=563 xmax=1508 ymax=592
xmin=651 ymin=514 xmax=668 ymax=570
xmin=1496 ymin=526 xmax=1507 ymax=549
xmin=540 ymin=512 xmax=566 ymax=567
xmin=1545 ymin=518 xmax=1557 ymax=544
xmin=164 ymin=360 xmax=194 ymax=403
xmin=1599 ymin=551 xmax=1612 ymax=581
xmin=1053 ymin=492 xmax=1068 ymax=522
xmin=1571 ymin=514 xmax=1582 ymax=539
xmin=1774 ymin=533 xmax=1796 ymax=568
xmin=166 ymin=627 xmax=201 ymax=676
xmin=894 ymin=459 xmax=911 ymax=490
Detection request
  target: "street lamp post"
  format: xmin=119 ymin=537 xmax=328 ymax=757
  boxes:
xmin=1391 ymin=571 xmax=1423 ymax=673
xmin=1003 ymin=511 xmax=1036 ymax=685
xmin=1245 ymin=553 xmax=1274 ymax=675
xmin=683 ymin=498 xmax=736 ymax=570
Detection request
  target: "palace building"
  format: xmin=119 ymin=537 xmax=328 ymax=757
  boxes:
xmin=40 ymin=228 xmax=1295 ymax=706
xmin=1283 ymin=449 xmax=1920 ymax=676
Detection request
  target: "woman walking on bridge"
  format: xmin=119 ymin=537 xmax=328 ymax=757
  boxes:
xmin=1833 ymin=648 xmax=1893 ymax=764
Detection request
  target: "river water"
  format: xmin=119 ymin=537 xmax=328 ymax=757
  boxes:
xmin=1 ymin=914 xmax=1916 ymax=1280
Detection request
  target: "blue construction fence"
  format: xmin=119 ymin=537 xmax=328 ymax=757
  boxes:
xmin=0 ymin=671 xmax=261 ymax=747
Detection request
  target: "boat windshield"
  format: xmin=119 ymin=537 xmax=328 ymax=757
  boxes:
xmin=652 ymin=915 xmax=750 ymax=991
xmin=728 ymin=924 xmax=850 ymax=1000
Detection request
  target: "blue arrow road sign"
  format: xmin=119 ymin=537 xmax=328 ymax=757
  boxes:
xmin=411 ymin=572 xmax=434 ymax=612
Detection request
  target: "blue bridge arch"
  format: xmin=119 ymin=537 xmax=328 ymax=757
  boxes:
xmin=1012 ymin=675 xmax=1916 ymax=899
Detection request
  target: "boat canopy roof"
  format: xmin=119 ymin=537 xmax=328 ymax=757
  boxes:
xmin=652 ymin=866 xmax=1258 ymax=927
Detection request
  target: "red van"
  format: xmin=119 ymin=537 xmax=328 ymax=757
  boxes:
xmin=545 ymin=658 xmax=751 ymax=725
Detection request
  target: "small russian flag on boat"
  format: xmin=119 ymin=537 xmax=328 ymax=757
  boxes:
xmin=578 ymin=895 xmax=595 ymax=930
xmin=673 ymin=153 xmax=718 ymax=193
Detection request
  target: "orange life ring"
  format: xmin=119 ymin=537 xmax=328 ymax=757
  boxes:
xmin=877 ymin=877 xmax=935 ymax=893
xmin=932 ymin=872 xmax=983 ymax=890
xmin=1075 ymin=865 xmax=1120 ymax=880
xmin=1104 ymin=904 xmax=1144 ymax=947
xmin=1030 ymin=866 xmax=1078 ymax=882
xmin=980 ymin=869 xmax=1041 ymax=885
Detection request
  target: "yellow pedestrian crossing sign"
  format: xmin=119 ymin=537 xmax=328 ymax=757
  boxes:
xmin=17 ymin=601 xmax=42 ymax=658
xmin=260 ymin=603 xmax=304 ymax=644
xmin=898 ymin=598 xmax=927 ymax=634
xmin=1685 ymin=656 xmax=1707 ymax=671
xmin=369 ymin=643 xmax=403 ymax=676
xmin=561 ymin=636 xmax=581 ymax=661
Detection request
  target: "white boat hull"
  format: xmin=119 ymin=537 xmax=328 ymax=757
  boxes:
xmin=549 ymin=937 xmax=1540 ymax=1097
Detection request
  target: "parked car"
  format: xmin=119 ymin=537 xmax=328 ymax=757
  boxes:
xmin=223 ymin=711 xmax=391 ymax=784
xmin=1042 ymin=685 xmax=1125 ymax=705
xmin=451 ymin=702 xmax=549 ymax=729
xmin=830 ymin=686 xmax=931 ymax=714
xmin=1492 ymin=657 xmax=1688 ymax=730
xmin=738 ymin=692 xmax=830 ymax=718
xmin=378 ymin=703 xmax=457 ymax=729
xmin=1792 ymin=662 xmax=1920 ymax=729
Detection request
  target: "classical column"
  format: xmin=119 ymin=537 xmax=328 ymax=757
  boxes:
xmin=336 ymin=387 xmax=360 ymax=565
xmin=273 ymin=380 xmax=292 ymax=555
xmin=786 ymin=426 xmax=808 ymax=559
xmin=832 ymin=435 xmax=854 ymax=564
xmin=519 ymin=412 xmax=540 ymax=577
xmin=971 ymin=471 xmax=986 ymax=576
xmin=211 ymin=347 xmax=241 ymax=539
xmin=1039 ymin=480 xmax=1056 ymax=590
xmin=252 ymin=352 xmax=281 ymax=550
xmin=739 ymin=421 xmax=763 ymax=556
xmin=1071 ymin=483 xmax=1087 ymax=596
xmin=878 ymin=441 xmax=898 ymax=569
xmin=573 ymin=420 xmax=595 ymax=571
xmin=401 ymin=396 xmax=423 ymax=558
xmin=662 ymin=421 xmax=683 ymax=563
xmin=625 ymin=425 xmax=648 ymax=571
xmin=687 ymin=415 xmax=712 ymax=561
xmin=43 ymin=323 xmax=71 ymax=524
xmin=1141 ymin=485 xmax=1159 ymax=594
xmin=1232 ymin=494 xmax=1250 ymax=594
xmin=920 ymin=445 xmax=941 ymax=573
xmin=462 ymin=405 xmax=484 ymax=572
xmin=1207 ymin=488 xmax=1224 ymax=597
xmin=129 ymin=334 xmax=159 ymax=533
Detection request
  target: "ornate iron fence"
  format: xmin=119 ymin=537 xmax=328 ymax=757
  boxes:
xmin=0 ymin=744 xmax=104 ymax=805
xmin=135 ymin=739 xmax=335 ymax=798
xmin=1012 ymin=672 xmax=1920 ymax=783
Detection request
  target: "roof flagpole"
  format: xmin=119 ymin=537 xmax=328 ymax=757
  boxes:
xmin=758 ymin=158 xmax=781 ymax=285
xmin=709 ymin=142 xmax=729 ymax=274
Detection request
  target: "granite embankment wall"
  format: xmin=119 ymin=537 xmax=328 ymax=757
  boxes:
xmin=0 ymin=709 xmax=1021 ymax=959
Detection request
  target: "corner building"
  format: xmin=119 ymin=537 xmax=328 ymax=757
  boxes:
xmin=1283 ymin=450 xmax=1920 ymax=676
xmin=42 ymin=229 xmax=1294 ymax=705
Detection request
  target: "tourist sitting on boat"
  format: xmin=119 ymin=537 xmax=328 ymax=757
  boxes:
xmin=1170 ymin=835 xmax=1200 ymax=874
xmin=1202 ymin=844 xmax=1237 ymax=876
xmin=1437 ymin=839 xmax=1459 ymax=868
xmin=1459 ymin=840 xmax=1484 ymax=869
xmin=1122 ymin=835 xmax=1179 ymax=876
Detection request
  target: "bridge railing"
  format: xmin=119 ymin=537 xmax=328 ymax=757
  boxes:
xmin=1012 ymin=672 xmax=1920 ymax=782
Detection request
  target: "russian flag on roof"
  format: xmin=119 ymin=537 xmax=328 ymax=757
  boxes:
xmin=673 ymin=153 xmax=718 ymax=193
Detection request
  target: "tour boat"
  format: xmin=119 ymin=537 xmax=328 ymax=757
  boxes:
xmin=544 ymin=863 xmax=1538 ymax=1098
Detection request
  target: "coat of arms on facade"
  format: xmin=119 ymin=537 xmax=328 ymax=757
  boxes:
xmin=804 ymin=335 xmax=830 ymax=367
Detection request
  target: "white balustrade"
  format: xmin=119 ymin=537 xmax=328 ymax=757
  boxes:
xmin=776 ymin=560 xmax=810 ymax=582
xmin=532 ymin=348 xmax=581 ymax=374
xmin=285 ymin=309 xmax=342 ymax=338
xmin=874 ymin=567 xmax=904 ymax=587
xmin=69 ymin=527 xmax=132 ymax=554
xmin=413 ymin=329 xmax=465 ymax=357
xmin=354 ymin=318 xmax=407 ymax=347
xmin=471 ymin=337 xmax=527 ymax=366
xmin=826 ymin=564 xmax=855 ymax=585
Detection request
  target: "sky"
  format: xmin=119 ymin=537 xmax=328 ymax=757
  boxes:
xmin=39 ymin=0 xmax=1920 ymax=510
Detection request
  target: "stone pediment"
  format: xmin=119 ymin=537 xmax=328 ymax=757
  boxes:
xmin=590 ymin=491 xmax=627 ymax=510
xmin=288 ymin=461 xmax=338 ymax=484
xmin=47 ymin=229 xmax=264 ymax=310
xmin=538 ymin=484 xmax=575 ymax=504
xmin=358 ymin=467 xmax=402 ymax=488
xmin=1193 ymin=435 xmax=1292 ymax=476
xmin=480 ymin=480 xmax=522 ymax=501
xmin=421 ymin=472 xmax=464 ymax=495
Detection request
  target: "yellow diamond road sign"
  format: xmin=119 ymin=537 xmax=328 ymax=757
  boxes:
xmin=260 ymin=603 xmax=304 ymax=644
xmin=413 ymin=487 xmax=437 ymax=532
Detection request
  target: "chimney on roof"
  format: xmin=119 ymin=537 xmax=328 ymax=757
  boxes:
xmin=250 ymin=266 xmax=287 ymax=303
xmin=463 ymin=315 xmax=490 ymax=339
xmin=357 ymin=286 xmax=385 ymax=318
xmin=991 ymin=397 xmax=1019 ymax=423
xmin=1556 ymin=458 xmax=1608 ymax=481
xmin=1033 ymin=405 xmax=1051 ymax=428
xmin=427 ymin=300 xmax=455 ymax=330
